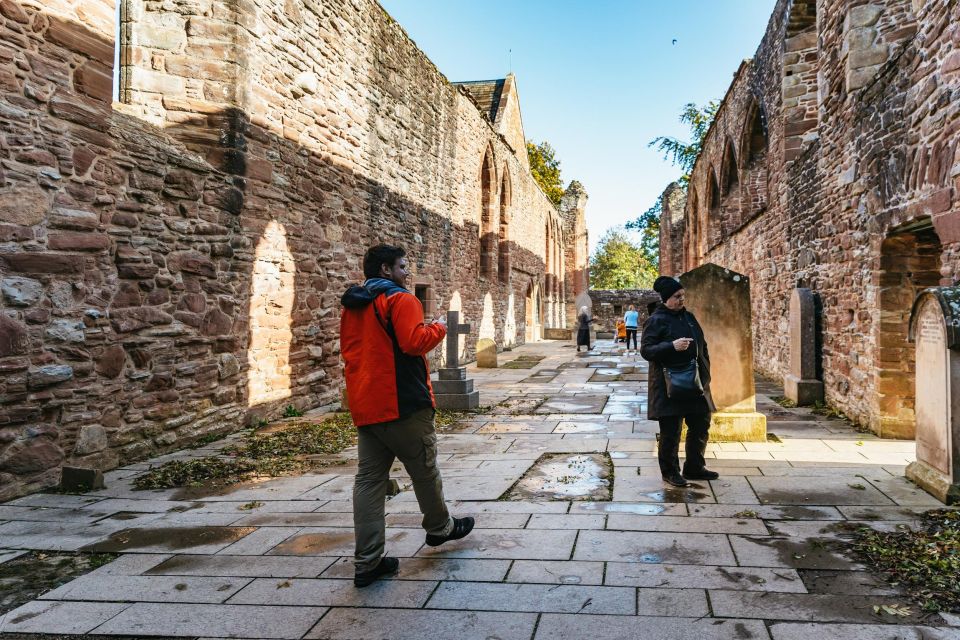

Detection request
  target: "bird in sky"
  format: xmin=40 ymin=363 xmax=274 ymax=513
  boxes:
xmin=672 ymin=38 xmax=678 ymax=45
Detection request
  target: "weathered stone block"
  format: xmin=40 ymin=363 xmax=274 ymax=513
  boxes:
xmin=476 ymin=338 xmax=497 ymax=368
xmin=45 ymin=319 xmax=86 ymax=343
xmin=434 ymin=390 xmax=479 ymax=411
xmin=0 ymin=184 xmax=49 ymax=226
xmin=60 ymin=466 xmax=105 ymax=491
xmin=74 ymin=425 xmax=108 ymax=455
xmin=0 ymin=437 xmax=64 ymax=473
xmin=0 ymin=315 xmax=30 ymax=357
xmin=1 ymin=276 xmax=42 ymax=307
xmin=433 ymin=379 xmax=474 ymax=394
xmin=48 ymin=231 xmax=111 ymax=251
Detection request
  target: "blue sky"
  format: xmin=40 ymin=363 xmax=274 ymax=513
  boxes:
xmin=379 ymin=0 xmax=776 ymax=252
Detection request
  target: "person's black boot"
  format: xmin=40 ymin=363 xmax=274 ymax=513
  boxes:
xmin=683 ymin=469 xmax=719 ymax=481
xmin=354 ymin=556 xmax=399 ymax=588
xmin=425 ymin=517 xmax=475 ymax=547
xmin=662 ymin=473 xmax=688 ymax=487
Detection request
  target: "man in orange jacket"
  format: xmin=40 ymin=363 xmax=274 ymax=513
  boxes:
xmin=340 ymin=244 xmax=474 ymax=587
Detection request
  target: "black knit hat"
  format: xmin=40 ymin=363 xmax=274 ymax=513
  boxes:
xmin=653 ymin=276 xmax=683 ymax=302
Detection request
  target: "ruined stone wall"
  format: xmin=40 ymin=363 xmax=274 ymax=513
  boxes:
xmin=587 ymin=290 xmax=660 ymax=335
xmin=667 ymin=0 xmax=960 ymax=437
xmin=0 ymin=0 xmax=587 ymax=498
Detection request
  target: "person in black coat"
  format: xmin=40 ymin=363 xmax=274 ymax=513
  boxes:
xmin=640 ymin=276 xmax=719 ymax=487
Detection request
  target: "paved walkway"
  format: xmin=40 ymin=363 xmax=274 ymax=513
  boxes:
xmin=0 ymin=340 xmax=957 ymax=639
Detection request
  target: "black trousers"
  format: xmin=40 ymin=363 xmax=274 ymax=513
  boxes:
xmin=657 ymin=412 xmax=711 ymax=476
xmin=625 ymin=328 xmax=638 ymax=349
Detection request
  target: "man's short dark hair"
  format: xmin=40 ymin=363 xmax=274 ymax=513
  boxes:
xmin=363 ymin=244 xmax=406 ymax=279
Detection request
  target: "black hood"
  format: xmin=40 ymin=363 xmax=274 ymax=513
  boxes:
xmin=341 ymin=277 xmax=407 ymax=309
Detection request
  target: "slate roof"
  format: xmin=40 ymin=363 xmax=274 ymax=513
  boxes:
xmin=453 ymin=78 xmax=506 ymax=124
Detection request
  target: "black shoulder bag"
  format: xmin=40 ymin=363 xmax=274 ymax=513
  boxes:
xmin=663 ymin=318 xmax=704 ymax=400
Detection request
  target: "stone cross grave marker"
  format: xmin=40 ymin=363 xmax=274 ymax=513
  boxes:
xmin=784 ymin=287 xmax=824 ymax=405
xmin=444 ymin=310 xmax=471 ymax=370
xmin=906 ymin=288 xmax=960 ymax=504
xmin=679 ymin=263 xmax=767 ymax=441
xmin=434 ymin=310 xmax=480 ymax=410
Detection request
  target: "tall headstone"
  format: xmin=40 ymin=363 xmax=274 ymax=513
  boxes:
xmin=784 ymin=288 xmax=824 ymax=405
xmin=679 ymin=264 xmax=767 ymax=441
xmin=433 ymin=310 xmax=480 ymax=410
xmin=905 ymin=288 xmax=960 ymax=504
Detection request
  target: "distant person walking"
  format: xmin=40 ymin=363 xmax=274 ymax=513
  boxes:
xmin=623 ymin=304 xmax=639 ymax=352
xmin=640 ymin=276 xmax=719 ymax=487
xmin=340 ymin=244 xmax=474 ymax=587
xmin=576 ymin=305 xmax=595 ymax=352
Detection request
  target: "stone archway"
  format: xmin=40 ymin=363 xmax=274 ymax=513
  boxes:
xmin=875 ymin=221 xmax=943 ymax=438
xmin=525 ymin=282 xmax=542 ymax=343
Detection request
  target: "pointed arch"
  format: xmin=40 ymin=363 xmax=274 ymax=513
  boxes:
xmin=498 ymin=166 xmax=511 ymax=284
xmin=686 ymin=187 xmax=700 ymax=269
xmin=707 ymin=167 xmax=722 ymax=247
xmin=479 ymin=145 xmax=497 ymax=278
xmin=720 ymin=138 xmax=739 ymax=196
xmin=741 ymin=99 xmax=770 ymax=220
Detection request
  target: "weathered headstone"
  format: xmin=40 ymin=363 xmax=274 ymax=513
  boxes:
xmin=61 ymin=466 xmax=105 ymax=492
xmin=476 ymin=338 xmax=498 ymax=368
xmin=679 ymin=263 xmax=767 ymax=441
xmin=433 ymin=310 xmax=480 ymax=410
xmin=905 ymin=288 xmax=960 ymax=504
xmin=784 ymin=288 xmax=824 ymax=405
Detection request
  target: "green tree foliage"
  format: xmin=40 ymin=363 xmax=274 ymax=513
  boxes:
xmin=648 ymin=101 xmax=720 ymax=187
xmin=624 ymin=101 xmax=719 ymax=273
xmin=526 ymin=140 xmax=564 ymax=207
xmin=589 ymin=228 xmax=657 ymax=290
xmin=625 ymin=199 xmax=662 ymax=271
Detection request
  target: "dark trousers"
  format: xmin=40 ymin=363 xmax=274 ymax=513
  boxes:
xmin=657 ymin=412 xmax=711 ymax=476
xmin=625 ymin=328 xmax=637 ymax=349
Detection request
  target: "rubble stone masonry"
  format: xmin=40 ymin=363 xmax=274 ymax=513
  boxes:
xmin=0 ymin=0 xmax=588 ymax=498
xmin=660 ymin=0 xmax=960 ymax=438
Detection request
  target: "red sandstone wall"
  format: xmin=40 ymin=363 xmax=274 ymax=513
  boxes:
xmin=0 ymin=0 xmax=588 ymax=498
xmin=669 ymin=0 xmax=960 ymax=438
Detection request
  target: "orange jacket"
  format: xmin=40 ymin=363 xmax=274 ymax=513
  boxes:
xmin=340 ymin=278 xmax=446 ymax=426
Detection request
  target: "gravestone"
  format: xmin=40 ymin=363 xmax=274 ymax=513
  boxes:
xmin=476 ymin=338 xmax=498 ymax=368
xmin=433 ymin=310 xmax=480 ymax=410
xmin=679 ymin=264 xmax=767 ymax=441
xmin=784 ymin=288 xmax=824 ymax=405
xmin=905 ymin=288 xmax=960 ymax=504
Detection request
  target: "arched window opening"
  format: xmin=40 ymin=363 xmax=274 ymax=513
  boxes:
xmin=721 ymin=140 xmax=739 ymax=195
xmin=720 ymin=139 xmax=742 ymax=231
xmin=498 ymin=170 xmax=511 ymax=284
xmin=742 ymin=101 xmax=770 ymax=220
xmin=707 ymin=168 xmax=721 ymax=247
xmin=686 ymin=188 xmax=700 ymax=268
xmin=479 ymin=147 xmax=497 ymax=278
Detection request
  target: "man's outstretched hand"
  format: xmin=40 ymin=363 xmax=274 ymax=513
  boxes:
xmin=434 ymin=312 xmax=447 ymax=327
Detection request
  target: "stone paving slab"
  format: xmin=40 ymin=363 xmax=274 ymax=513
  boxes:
xmin=0 ymin=549 xmax=26 ymax=565
xmin=417 ymin=529 xmax=577 ymax=560
xmin=322 ymin=556 xmax=510 ymax=582
xmin=0 ymin=600 xmax=131 ymax=635
xmin=636 ymin=587 xmax=709 ymax=616
xmin=767 ymin=622 xmax=960 ymax=640
xmin=604 ymin=562 xmax=806 ymax=592
xmin=268 ymin=527 xmax=424 ymax=557
xmin=427 ymin=582 xmax=636 ymax=614
xmin=728 ymin=534 xmax=866 ymax=570
xmin=505 ymin=560 xmax=605 ymax=585
xmin=748 ymin=476 xmax=896 ymax=506
xmin=81 ymin=526 xmax=259 ymax=554
xmin=573 ymin=530 xmax=737 ymax=564
xmin=39 ymin=574 xmax=251 ymax=603
xmin=709 ymin=590 xmax=928 ymax=625
xmin=147 ymin=554 xmax=337 ymax=578
xmin=533 ymin=614 xmax=771 ymax=640
xmin=606 ymin=514 xmax=768 ymax=535
xmin=228 ymin=577 xmax=436 ymax=607
xmin=93 ymin=602 xmax=328 ymax=638
xmin=303 ymin=608 xmax=538 ymax=640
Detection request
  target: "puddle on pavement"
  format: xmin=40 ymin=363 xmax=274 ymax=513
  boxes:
xmin=0 ymin=551 xmax=118 ymax=616
xmin=82 ymin=526 xmax=257 ymax=552
xmin=745 ymin=536 xmax=861 ymax=570
xmin=504 ymin=453 xmax=613 ymax=501
xmin=644 ymin=487 xmax=712 ymax=503
xmin=578 ymin=502 xmax=665 ymax=514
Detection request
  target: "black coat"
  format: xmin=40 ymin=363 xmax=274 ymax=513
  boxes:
xmin=640 ymin=304 xmax=716 ymax=419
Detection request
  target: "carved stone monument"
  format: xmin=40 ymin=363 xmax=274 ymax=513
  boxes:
xmin=905 ymin=288 xmax=960 ymax=504
xmin=679 ymin=264 xmax=767 ymax=441
xmin=784 ymin=288 xmax=824 ymax=405
xmin=476 ymin=338 xmax=498 ymax=368
xmin=433 ymin=310 xmax=480 ymax=410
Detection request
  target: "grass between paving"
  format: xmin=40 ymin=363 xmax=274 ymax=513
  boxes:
xmin=134 ymin=409 xmax=484 ymax=489
xmin=852 ymin=509 xmax=960 ymax=613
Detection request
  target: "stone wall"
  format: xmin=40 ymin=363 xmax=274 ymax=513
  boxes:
xmin=662 ymin=0 xmax=960 ymax=438
xmin=587 ymin=290 xmax=660 ymax=335
xmin=0 ymin=0 xmax=588 ymax=498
